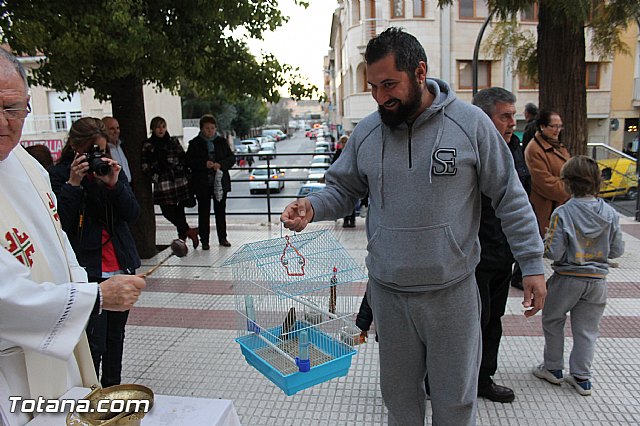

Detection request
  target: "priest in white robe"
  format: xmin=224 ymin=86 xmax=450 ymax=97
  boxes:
xmin=0 ymin=48 xmax=145 ymax=425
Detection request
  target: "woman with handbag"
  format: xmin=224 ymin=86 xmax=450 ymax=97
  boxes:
xmin=186 ymin=114 xmax=235 ymax=249
xmin=141 ymin=116 xmax=199 ymax=248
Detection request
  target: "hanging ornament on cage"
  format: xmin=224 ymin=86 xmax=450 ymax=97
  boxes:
xmin=280 ymin=235 xmax=306 ymax=276
xmin=329 ymin=266 xmax=337 ymax=315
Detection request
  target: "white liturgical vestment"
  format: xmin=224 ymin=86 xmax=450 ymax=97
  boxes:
xmin=0 ymin=146 xmax=98 ymax=425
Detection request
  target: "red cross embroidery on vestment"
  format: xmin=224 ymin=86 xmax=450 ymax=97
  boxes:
xmin=4 ymin=227 xmax=35 ymax=267
xmin=46 ymin=193 xmax=60 ymax=221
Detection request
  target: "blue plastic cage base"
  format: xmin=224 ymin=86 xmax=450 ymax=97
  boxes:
xmin=236 ymin=321 xmax=356 ymax=396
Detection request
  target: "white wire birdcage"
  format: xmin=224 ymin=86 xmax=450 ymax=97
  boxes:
xmin=222 ymin=230 xmax=367 ymax=395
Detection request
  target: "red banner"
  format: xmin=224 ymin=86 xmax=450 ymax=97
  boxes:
xmin=20 ymin=139 xmax=64 ymax=161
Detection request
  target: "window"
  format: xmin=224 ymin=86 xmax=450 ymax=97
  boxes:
xmin=413 ymin=0 xmax=425 ymax=17
xmin=586 ymin=62 xmax=600 ymax=89
xmin=458 ymin=60 xmax=491 ymax=90
xmin=48 ymin=92 xmax=82 ymax=132
xmin=352 ymin=0 xmax=360 ymax=25
xmin=518 ymin=72 xmax=538 ymax=90
xmin=588 ymin=0 xmax=604 ymax=22
xmin=521 ymin=2 xmax=538 ymax=21
xmin=391 ymin=0 xmax=404 ymax=18
xmin=459 ymin=0 xmax=489 ymax=19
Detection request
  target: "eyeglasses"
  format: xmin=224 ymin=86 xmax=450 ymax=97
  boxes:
xmin=546 ymin=124 xmax=564 ymax=130
xmin=0 ymin=104 xmax=31 ymax=120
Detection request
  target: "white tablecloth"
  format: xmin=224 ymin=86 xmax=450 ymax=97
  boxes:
xmin=26 ymin=387 xmax=242 ymax=426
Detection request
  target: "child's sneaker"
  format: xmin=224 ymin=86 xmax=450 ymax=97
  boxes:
xmin=565 ymin=375 xmax=592 ymax=396
xmin=532 ymin=364 xmax=564 ymax=385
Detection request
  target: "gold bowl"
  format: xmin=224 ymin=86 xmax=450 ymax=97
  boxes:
xmin=66 ymin=384 xmax=154 ymax=426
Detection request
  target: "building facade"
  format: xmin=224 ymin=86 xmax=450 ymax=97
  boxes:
xmin=18 ymin=56 xmax=182 ymax=160
xmin=609 ymin=23 xmax=640 ymax=153
xmin=326 ymin=0 xmax=617 ymax=145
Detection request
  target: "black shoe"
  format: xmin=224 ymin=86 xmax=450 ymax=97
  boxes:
xmin=219 ymin=240 xmax=231 ymax=247
xmin=478 ymin=382 xmax=515 ymax=403
xmin=202 ymin=243 xmax=210 ymax=250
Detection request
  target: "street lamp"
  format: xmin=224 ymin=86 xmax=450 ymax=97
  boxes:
xmin=472 ymin=10 xmax=495 ymax=96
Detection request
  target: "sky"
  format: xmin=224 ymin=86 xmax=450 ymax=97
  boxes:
xmin=247 ymin=0 xmax=339 ymax=97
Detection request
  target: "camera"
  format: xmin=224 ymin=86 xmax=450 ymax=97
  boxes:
xmin=84 ymin=146 xmax=111 ymax=176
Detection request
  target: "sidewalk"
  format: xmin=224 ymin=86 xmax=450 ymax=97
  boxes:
xmin=124 ymin=215 xmax=640 ymax=425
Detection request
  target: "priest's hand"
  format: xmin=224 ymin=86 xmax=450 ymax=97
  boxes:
xmin=100 ymin=275 xmax=146 ymax=311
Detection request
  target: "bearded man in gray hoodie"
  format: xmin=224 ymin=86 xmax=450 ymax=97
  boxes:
xmin=281 ymin=28 xmax=546 ymax=426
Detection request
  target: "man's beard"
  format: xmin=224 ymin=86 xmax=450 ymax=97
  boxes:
xmin=378 ymin=79 xmax=423 ymax=127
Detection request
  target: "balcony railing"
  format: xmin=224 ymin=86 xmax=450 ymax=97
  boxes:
xmin=22 ymin=113 xmax=84 ymax=135
xmin=360 ymin=18 xmax=389 ymax=46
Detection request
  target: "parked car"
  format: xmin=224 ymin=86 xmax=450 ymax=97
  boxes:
xmin=597 ymin=157 xmax=638 ymax=200
xmin=307 ymin=164 xmax=329 ymax=182
xmin=240 ymin=138 xmax=260 ymax=153
xmin=297 ymin=182 xmax=326 ymax=198
xmin=258 ymin=141 xmax=277 ymax=160
xmin=311 ymin=155 xmax=332 ymax=167
xmin=234 ymin=144 xmax=254 ymax=167
xmin=315 ymin=141 xmax=333 ymax=153
xmin=249 ymin=166 xmax=285 ymax=194
xmin=588 ymin=143 xmax=638 ymax=200
xmin=262 ymin=129 xmax=287 ymax=141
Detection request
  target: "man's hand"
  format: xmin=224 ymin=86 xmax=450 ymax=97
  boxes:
xmin=280 ymin=199 xmax=314 ymax=232
xmin=522 ymin=274 xmax=546 ymax=318
xmin=100 ymin=275 xmax=146 ymax=311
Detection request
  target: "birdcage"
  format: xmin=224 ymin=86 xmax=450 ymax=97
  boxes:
xmin=222 ymin=230 xmax=367 ymax=395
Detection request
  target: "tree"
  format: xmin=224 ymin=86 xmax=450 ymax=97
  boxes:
xmin=438 ymin=0 xmax=640 ymax=155
xmin=0 ymin=0 xmax=315 ymax=257
xmin=181 ymin=88 xmax=268 ymax=138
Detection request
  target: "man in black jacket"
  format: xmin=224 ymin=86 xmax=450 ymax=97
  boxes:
xmin=472 ymin=88 xmax=531 ymax=403
xmin=185 ymin=115 xmax=235 ymax=249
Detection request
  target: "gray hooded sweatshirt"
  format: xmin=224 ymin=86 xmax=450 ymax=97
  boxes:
xmin=544 ymin=197 xmax=625 ymax=278
xmin=308 ymin=79 xmax=544 ymax=292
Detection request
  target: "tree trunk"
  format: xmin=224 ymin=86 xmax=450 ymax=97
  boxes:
xmin=537 ymin=0 xmax=588 ymax=155
xmin=111 ymin=76 xmax=157 ymax=259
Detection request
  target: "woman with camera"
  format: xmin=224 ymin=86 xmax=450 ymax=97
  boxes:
xmin=49 ymin=117 xmax=141 ymax=387
xmin=141 ymin=116 xmax=199 ymax=248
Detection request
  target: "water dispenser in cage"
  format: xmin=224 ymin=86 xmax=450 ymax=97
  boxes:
xmin=222 ymin=230 xmax=368 ymax=395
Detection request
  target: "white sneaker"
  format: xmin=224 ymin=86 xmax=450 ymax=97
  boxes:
xmin=565 ymin=375 xmax=592 ymax=396
xmin=532 ymin=364 xmax=564 ymax=385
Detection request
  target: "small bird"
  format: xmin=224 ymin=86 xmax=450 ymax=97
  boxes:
xmin=280 ymin=307 xmax=296 ymax=340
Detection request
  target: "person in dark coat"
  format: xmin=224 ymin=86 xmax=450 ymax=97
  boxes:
xmin=471 ymin=88 xmax=532 ymax=403
xmin=141 ymin=116 xmax=199 ymax=248
xmin=49 ymin=117 xmax=141 ymax=387
xmin=186 ymin=115 xmax=235 ymax=249
xmin=522 ymin=102 xmax=538 ymax=151
xmin=331 ymin=135 xmax=357 ymax=227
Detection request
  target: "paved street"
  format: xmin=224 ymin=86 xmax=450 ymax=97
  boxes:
xmin=123 ymin=211 xmax=640 ymax=425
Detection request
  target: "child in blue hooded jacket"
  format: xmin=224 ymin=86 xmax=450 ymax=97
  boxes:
xmin=533 ymin=155 xmax=625 ymax=396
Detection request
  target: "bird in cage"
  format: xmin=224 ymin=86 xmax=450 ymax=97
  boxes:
xmin=280 ymin=307 xmax=297 ymax=340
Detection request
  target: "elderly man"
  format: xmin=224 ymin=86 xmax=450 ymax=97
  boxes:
xmin=0 ymin=48 xmax=145 ymax=425
xmin=281 ymin=28 xmax=546 ymax=426
xmin=472 ymin=88 xmax=531 ymax=403
xmin=102 ymin=116 xmax=132 ymax=183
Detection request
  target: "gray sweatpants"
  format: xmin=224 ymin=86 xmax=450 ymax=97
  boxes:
xmin=541 ymin=273 xmax=607 ymax=380
xmin=368 ymin=275 xmax=481 ymax=426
